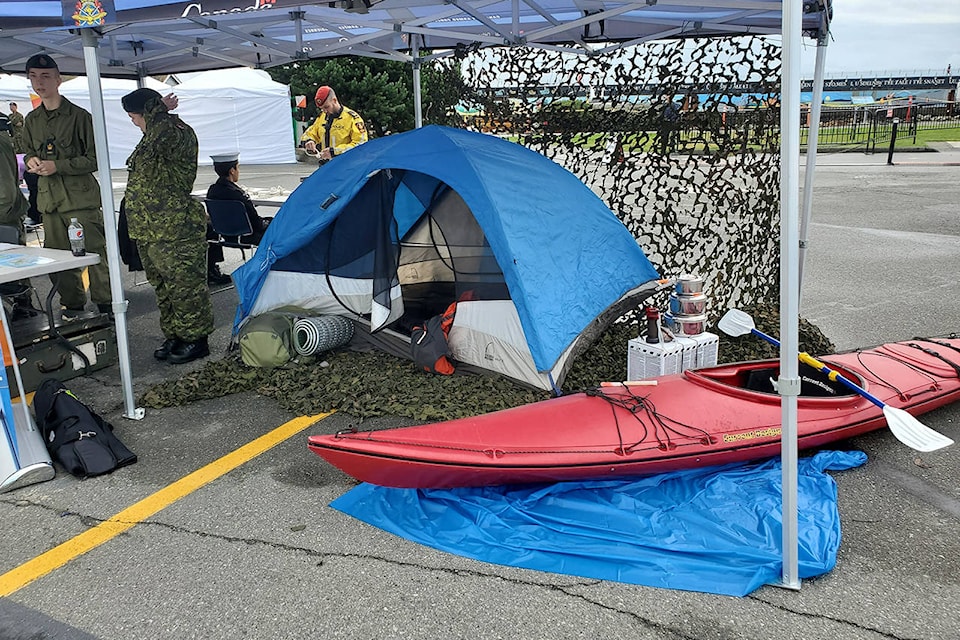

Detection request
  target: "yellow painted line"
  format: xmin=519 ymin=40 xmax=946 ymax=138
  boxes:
xmin=0 ymin=412 xmax=332 ymax=596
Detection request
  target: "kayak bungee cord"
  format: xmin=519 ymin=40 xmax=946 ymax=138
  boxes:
xmin=914 ymin=336 xmax=960 ymax=356
xmin=332 ymin=386 xmax=718 ymax=458
xmin=848 ymin=345 xmax=959 ymax=401
xmin=585 ymin=386 xmax=715 ymax=453
xmin=850 ymin=351 xmax=932 ymax=401
xmin=906 ymin=342 xmax=960 ymax=378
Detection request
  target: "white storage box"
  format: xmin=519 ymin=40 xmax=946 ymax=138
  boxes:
xmin=671 ymin=335 xmax=699 ymax=371
xmin=691 ymin=331 xmax=719 ymax=369
xmin=627 ymin=338 xmax=683 ymax=380
xmin=627 ymin=332 xmax=719 ymax=380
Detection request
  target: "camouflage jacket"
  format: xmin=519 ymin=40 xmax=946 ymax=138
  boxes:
xmin=124 ymin=96 xmax=205 ymax=243
xmin=22 ymin=97 xmax=102 ymax=214
xmin=0 ymin=131 xmax=28 ymax=226
xmin=8 ymin=110 xmax=24 ymax=154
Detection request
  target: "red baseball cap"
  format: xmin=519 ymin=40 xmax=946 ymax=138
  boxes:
xmin=315 ymin=86 xmax=332 ymax=105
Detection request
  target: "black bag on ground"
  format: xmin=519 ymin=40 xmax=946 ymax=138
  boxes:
xmin=410 ymin=314 xmax=455 ymax=375
xmin=32 ymin=379 xmax=137 ymax=478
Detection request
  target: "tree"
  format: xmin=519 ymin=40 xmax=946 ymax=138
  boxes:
xmin=420 ymin=56 xmax=474 ymax=127
xmin=267 ymin=55 xmax=466 ymax=138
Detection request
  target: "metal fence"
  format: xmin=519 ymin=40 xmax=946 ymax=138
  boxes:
xmin=799 ymin=102 xmax=960 ymax=152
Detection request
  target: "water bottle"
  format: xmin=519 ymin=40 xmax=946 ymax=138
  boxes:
xmin=68 ymin=217 xmax=85 ymax=256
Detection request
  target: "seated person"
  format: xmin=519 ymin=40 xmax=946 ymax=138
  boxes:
xmin=206 ymin=153 xmax=271 ymax=245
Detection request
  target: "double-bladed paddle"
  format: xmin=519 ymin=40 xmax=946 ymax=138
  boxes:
xmin=717 ymin=308 xmax=954 ymax=452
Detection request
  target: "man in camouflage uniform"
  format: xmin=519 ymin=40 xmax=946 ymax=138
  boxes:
xmin=0 ymin=115 xmax=27 ymax=229
xmin=9 ymin=102 xmax=40 ymax=226
xmin=0 ymin=114 xmax=37 ymax=319
xmin=7 ymin=103 xmax=25 ymax=153
xmin=22 ymin=54 xmax=111 ymax=317
xmin=121 ymin=88 xmax=213 ymax=365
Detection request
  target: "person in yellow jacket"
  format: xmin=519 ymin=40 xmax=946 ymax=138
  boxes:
xmin=300 ymin=86 xmax=368 ymax=162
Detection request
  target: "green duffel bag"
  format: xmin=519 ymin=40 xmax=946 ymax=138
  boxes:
xmin=238 ymin=313 xmax=295 ymax=368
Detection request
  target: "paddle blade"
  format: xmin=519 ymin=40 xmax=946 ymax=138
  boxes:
xmin=882 ymin=406 xmax=954 ymax=452
xmin=718 ymin=309 xmax=756 ymax=337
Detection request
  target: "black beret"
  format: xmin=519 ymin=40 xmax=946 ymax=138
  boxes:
xmin=0 ymin=114 xmax=10 ymax=133
xmin=25 ymin=54 xmax=59 ymax=72
xmin=121 ymin=88 xmax=163 ymax=114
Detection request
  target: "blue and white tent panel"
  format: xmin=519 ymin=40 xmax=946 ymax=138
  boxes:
xmin=233 ymin=126 xmax=660 ymax=390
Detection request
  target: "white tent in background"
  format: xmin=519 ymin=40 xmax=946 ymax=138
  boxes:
xmin=57 ymin=68 xmax=296 ymax=168
xmin=59 ymin=76 xmax=169 ymax=169
xmin=0 ymin=74 xmax=34 ymax=113
xmin=172 ymin=68 xmax=296 ymax=166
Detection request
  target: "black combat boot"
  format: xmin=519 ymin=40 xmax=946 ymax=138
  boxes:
xmin=168 ymin=336 xmax=210 ymax=365
xmin=154 ymin=338 xmax=181 ymax=361
xmin=207 ymin=265 xmax=231 ymax=286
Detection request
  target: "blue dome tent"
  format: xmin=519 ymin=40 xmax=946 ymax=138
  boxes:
xmin=232 ymin=125 xmax=660 ymax=391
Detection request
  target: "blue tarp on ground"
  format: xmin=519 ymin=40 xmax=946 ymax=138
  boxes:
xmin=331 ymin=451 xmax=867 ymax=597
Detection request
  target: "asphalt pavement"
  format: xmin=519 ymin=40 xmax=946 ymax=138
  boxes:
xmin=1 ymin=144 xmax=959 ymax=640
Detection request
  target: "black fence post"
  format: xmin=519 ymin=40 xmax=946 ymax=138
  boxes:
xmin=887 ymin=118 xmax=899 ymax=165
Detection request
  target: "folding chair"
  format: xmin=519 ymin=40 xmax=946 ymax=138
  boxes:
xmin=206 ymin=199 xmax=256 ymax=261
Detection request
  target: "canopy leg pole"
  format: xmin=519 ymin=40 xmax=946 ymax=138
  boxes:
xmin=778 ymin=0 xmax=803 ymax=591
xmin=799 ymin=34 xmax=829 ymax=295
xmin=412 ymin=38 xmax=423 ymax=129
xmin=81 ymin=29 xmax=143 ymax=420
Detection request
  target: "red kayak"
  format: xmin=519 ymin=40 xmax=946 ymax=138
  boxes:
xmin=308 ymin=338 xmax=960 ymax=488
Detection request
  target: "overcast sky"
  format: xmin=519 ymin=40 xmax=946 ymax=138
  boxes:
xmin=799 ymin=0 xmax=959 ymax=76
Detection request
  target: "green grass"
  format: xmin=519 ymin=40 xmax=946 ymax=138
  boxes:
xmin=802 ymin=125 xmax=960 ymax=151
xmin=519 ymin=125 xmax=960 ymax=155
xmin=905 ymin=127 xmax=960 ymax=145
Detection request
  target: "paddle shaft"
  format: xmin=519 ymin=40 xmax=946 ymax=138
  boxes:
xmin=748 ymin=328 xmax=887 ymax=409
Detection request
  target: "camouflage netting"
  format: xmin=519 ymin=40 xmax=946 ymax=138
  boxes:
xmin=453 ymin=36 xmax=784 ymax=321
xmin=143 ymin=37 xmax=829 ymax=417
xmin=141 ymin=303 xmax=835 ymax=419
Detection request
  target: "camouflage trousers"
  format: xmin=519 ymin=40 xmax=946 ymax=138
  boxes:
xmin=139 ymin=236 xmax=214 ymax=342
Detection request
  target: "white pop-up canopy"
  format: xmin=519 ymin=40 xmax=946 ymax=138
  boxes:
xmin=0 ymin=73 xmax=33 ymax=111
xmin=58 ymin=75 xmax=168 ymax=168
xmin=172 ymin=68 xmax=296 ymax=165
xmin=55 ymin=69 xmax=295 ymax=168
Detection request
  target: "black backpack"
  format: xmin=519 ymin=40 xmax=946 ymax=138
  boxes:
xmin=32 ymin=379 xmax=137 ymax=479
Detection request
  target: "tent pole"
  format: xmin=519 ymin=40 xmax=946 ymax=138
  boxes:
xmin=412 ymin=38 xmax=423 ymax=128
xmin=799 ymin=33 xmax=828 ymax=293
xmin=80 ymin=29 xmax=143 ymax=420
xmin=778 ymin=0 xmax=802 ymax=591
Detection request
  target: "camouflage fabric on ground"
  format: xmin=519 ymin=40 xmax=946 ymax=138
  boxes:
xmin=141 ymin=304 xmax=835 ymax=421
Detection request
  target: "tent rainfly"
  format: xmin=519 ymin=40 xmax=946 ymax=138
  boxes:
xmin=234 ymin=125 xmax=661 ymax=391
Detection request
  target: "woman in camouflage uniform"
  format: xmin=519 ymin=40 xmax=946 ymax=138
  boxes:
xmin=122 ymin=88 xmax=213 ymax=365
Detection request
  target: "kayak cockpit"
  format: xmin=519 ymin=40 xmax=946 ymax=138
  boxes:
xmin=686 ymin=360 xmax=859 ymax=399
